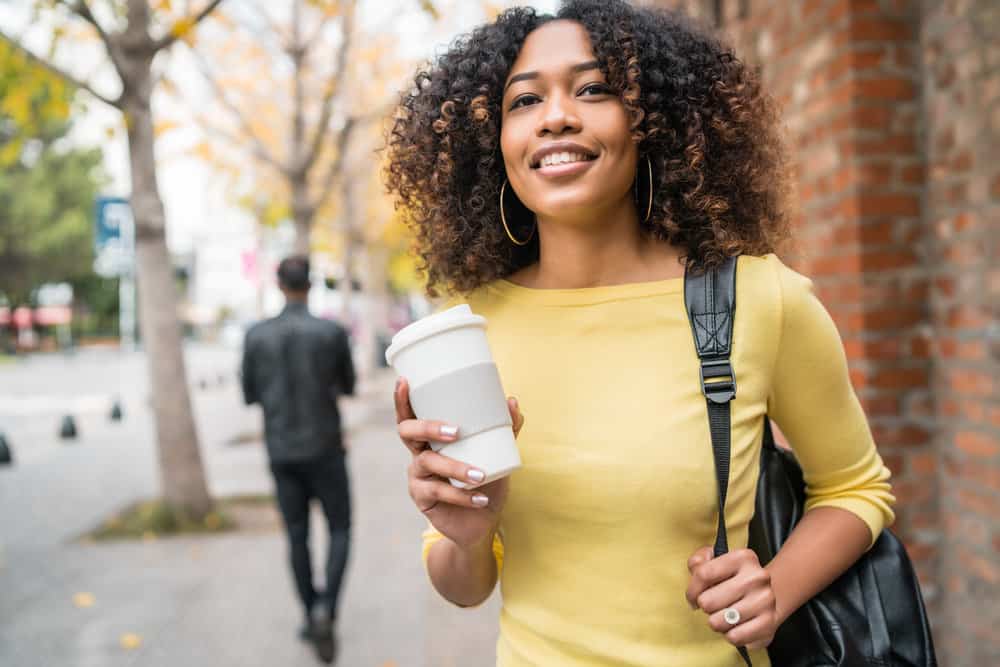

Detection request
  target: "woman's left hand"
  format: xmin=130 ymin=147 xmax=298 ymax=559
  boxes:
xmin=685 ymin=546 xmax=779 ymax=650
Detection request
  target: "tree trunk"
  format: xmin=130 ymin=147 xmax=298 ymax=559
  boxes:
xmin=291 ymin=174 xmax=312 ymax=256
xmin=124 ymin=74 xmax=212 ymax=518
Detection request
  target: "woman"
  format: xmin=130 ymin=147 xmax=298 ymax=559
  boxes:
xmin=384 ymin=2 xmax=895 ymax=665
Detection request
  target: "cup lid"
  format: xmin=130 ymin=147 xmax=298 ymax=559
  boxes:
xmin=385 ymin=304 xmax=486 ymax=366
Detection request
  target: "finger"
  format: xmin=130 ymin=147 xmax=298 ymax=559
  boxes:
xmin=707 ymin=586 xmax=775 ymax=634
xmin=508 ymin=397 xmax=525 ymax=437
xmin=686 ymin=550 xmax=741 ymax=609
xmin=724 ymin=611 xmax=776 ymax=648
xmin=398 ymin=418 xmax=459 ymax=454
xmin=411 ymin=449 xmax=486 ymax=485
xmin=394 ymin=377 xmax=417 ymax=424
xmin=697 ymin=567 xmax=771 ymax=614
xmin=687 ymin=546 xmax=714 ymax=573
xmin=409 ymin=477 xmax=491 ymax=512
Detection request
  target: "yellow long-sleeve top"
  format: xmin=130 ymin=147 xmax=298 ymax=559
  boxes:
xmin=422 ymin=254 xmax=895 ymax=667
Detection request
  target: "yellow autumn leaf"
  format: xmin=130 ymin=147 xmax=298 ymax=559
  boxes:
xmin=119 ymin=633 xmax=142 ymax=650
xmin=153 ymin=0 xmax=173 ymax=12
xmin=72 ymin=592 xmax=96 ymax=608
xmin=169 ymin=17 xmax=196 ymax=39
xmin=153 ymin=120 xmax=179 ymax=137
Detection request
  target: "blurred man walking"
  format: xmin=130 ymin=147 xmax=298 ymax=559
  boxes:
xmin=241 ymin=255 xmax=355 ymax=664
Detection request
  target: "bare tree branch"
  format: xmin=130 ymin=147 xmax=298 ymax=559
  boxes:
xmin=0 ymin=30 xmax=120 ymax=108
xmin=153 ymin=0 xmax=227 ymax=52
xmin=250 ymin=1 xmax=291 ymax=53
xmin=191 ymin=53 xmax=285 ymax=172
xmin=63 ymin=0 xmax=127 ymax=76
xmin=300 ymin=1 xmax=356 ymax=173
xmin=312 ymin=116 xmax=356 ymax=211
xmin=197 ymin=116 xmax=287 ymax=172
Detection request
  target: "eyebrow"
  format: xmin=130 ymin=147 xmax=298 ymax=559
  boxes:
xmin=503 ymin=60 xmax=602 ymax=93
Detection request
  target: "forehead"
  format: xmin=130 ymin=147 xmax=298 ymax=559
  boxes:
xmin=506 ymin=20 xmax=596 ymax=82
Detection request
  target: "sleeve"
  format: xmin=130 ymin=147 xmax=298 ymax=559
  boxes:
xmin=766 ymin=258 xmax=896 ymax=546
xmin=421 ymin=524 xmax=505 ymax=576
xmin=336 ymin=327 xmax=356 ymax=397
xmin=240 ymin=330 xmax=258 ymax=405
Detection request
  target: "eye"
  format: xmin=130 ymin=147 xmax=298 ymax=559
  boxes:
xmin=579 ymin=83 xmax=612 ymax=96
xmin=509 ymin=94 xmax=541 ymax=110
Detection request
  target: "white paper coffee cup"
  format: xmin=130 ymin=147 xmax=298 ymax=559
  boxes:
xmin=385 ymin=304 xmax=521 ymax=488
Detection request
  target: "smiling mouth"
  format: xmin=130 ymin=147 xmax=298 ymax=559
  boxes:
xmin=532 ymin=152 xmax=598 ymax=169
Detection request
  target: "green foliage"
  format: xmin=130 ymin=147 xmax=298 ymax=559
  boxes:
xmin=0 ymin=35 xmax=108 ymax=309
xmin=89 ymin=499 xmax=233 ymax=541
xmin=0 ymin=39 xmax=72 ymax=166
xmin=0 ymin=141 xmax=106 ymax=306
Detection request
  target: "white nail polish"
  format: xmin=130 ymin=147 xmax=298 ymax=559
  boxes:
xmin=472 ymin=494 xmax=489 ymax=507
xmin=467 ymin=469 xmax=485 ymax=482
xmin=440 ymin=425 xmax=458 ymax=438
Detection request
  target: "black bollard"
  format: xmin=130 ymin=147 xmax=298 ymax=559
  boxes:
xmin=110 ymin=399 xmax=123 ymax=422
xmin=60 ymin=415 xmax=78 ymax=440
xmin=0 ymin=432 xmax=12 ymax=465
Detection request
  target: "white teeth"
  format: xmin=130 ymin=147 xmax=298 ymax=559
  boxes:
xmin=539 ymin=151 xmax=590 ymax=167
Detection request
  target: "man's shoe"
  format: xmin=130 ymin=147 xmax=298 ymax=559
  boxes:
xmin=311 ymin=605 xmax=336 ymax=664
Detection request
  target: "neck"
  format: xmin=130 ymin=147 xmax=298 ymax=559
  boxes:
xmin=518 ymin=196 xmax=683 ymax=289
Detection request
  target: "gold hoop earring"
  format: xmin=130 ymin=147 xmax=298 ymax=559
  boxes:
xmin=636 ymin=156 xmax=653 ymax=224
xmin=500 ymin=179 xmax=536 ymax=246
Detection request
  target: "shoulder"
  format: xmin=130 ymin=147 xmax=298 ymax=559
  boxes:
xmin=244 ymin=318 xmax=271 ymax=343
xmin=737 ymin=253 xmax=815 ymax=313
xmin=312 ymin=315 xmax=349 ymax=340
xmin=439 ymin=279 xmax=511 ymax=320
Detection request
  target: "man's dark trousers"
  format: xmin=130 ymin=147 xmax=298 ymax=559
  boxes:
xmin=241 ymin=301 xmax=356 ymax=623
xmin=270 ymin=452 xmax=351 ymax=619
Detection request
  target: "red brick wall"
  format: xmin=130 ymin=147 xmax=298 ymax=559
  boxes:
xmin=921 ymin=0 xmax=1000 ymax=663
xmin=649 ymin=0 xmax=999 ymax=663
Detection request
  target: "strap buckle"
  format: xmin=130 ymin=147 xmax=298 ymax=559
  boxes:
xmin=700 ymin=358 xmax=736 ymax=404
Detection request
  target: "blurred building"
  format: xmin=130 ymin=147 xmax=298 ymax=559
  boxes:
xmin=651 ymin=0 xmax=998 ymax=663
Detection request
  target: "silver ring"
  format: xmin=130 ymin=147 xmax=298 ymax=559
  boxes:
xmin=723 ymin=607 xmax=741 ymax=626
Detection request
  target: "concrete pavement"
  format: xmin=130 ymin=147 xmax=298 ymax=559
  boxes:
xmin=0 ymin=344 xmax=501 ymax=667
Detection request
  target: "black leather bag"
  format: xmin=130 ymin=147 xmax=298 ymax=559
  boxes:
xmin=684 ymin=257 xmax=937 ymax=667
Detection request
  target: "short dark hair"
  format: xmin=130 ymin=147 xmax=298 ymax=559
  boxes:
xmin=277 ymin=255 xmax=310 ymax=291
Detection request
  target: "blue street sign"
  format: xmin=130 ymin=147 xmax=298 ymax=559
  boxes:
xmin=94 ymin=196 xmax=132 ymax=255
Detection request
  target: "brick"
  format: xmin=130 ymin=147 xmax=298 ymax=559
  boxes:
xmin=848 ymin=17 xmax=914 ymax=42
xmin=854 ymin=77 xmax=917 ymax=100
xmin=959 ymin=400 xmax=986 ymax=423
xmin=947 ymin=305 xmax=988 ymax=329
xmin=948 ymin=370 xmax=994 ymax=396
xmin=860 ymin=247 xmax=918 ymax=270
xmin=871 ymin=367 xmax=928 ymax=389
xmin=957 ymin=546 xmax=1000 ymax=584
xmin=853 ymin=134 xmax=918 ymax=158
xmin=863 ymin=305 xmax=924 ymax=329
xmin=956 ymin=431 xmax=999 ymax=457
xmin=899 ymin=164 xmax=924 ymax=184
xmin=956 ymin=487 xmax=996 ymax=515
xmin=910 ymin=452 xmax=937 ymax=475
xmin=874 ymin=424 xmax=932 ymax=446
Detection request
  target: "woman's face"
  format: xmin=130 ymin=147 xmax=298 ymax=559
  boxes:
xmin=500 ymin=20 xmax=638 ymax=224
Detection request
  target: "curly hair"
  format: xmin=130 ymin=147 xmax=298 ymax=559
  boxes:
xmin=384 ymin=0 xmax=791 ymax=296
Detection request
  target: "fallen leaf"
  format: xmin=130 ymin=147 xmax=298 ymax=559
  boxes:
xmin=379 ymin=662 xmax=398 ymax=667
xmin=120 ymin=633 xmax=142 ymax=650
xmin=73 ymin=592 xmax=96 ymax=608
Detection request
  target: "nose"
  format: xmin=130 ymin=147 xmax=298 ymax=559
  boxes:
xmin=536 ymin=91 xmax=582 ymax=137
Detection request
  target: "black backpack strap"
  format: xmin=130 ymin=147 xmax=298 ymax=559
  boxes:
xmin=684 ymin=256 xmax=751 ymax=667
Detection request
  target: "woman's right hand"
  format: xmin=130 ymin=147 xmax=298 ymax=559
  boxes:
xmin=394 ymin=377 xmax=524 ymax=549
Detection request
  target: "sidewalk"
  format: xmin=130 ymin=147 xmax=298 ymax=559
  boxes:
xmin=0 ymin=346 xmax=500 ymax=666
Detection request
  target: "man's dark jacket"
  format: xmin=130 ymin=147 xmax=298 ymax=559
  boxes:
xmin=241 ymin=302 xmax=355 ymax=462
